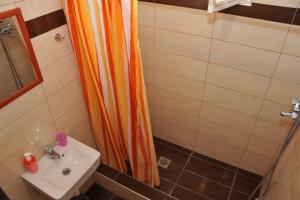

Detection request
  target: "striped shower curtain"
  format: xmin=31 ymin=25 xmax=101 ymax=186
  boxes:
xmin=62 ymin=0 xmax=160 ymax=186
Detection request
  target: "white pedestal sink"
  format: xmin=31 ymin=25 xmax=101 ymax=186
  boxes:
xmin=22 ymin=136 xmax=100 ymax=200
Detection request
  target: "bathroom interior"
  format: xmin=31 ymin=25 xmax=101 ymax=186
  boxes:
xmin=0 ymin=0 xmax=300 ymax=200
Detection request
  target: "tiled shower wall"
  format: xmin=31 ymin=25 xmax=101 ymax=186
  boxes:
xmin=0 ymin=0 xmax=96 ymax=199
xmin=138 ymin=1 xmax=300 ymax=175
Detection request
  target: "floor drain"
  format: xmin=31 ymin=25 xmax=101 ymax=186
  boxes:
xmin=62 ymin=168 xmax=71 ymax=176
xmin=157 ymin=156 xmax=171 ymax=169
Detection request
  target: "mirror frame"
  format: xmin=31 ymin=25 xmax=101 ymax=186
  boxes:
xmin=0 ymin=8 xmax=43 ymax=109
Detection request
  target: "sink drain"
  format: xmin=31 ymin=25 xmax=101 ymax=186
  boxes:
xmin=62 ymin=168 xmax=71 ymax=176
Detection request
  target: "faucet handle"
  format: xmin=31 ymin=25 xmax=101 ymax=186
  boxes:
xmin=281 ymin=111 xmax=298 ymax=119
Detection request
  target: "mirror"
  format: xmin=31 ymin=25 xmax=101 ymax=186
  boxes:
xmin=0 ymin=8 xmax=42 ymax=108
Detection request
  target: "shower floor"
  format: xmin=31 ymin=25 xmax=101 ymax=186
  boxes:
xmin=86 ymin=137 xmax=262 ymax=200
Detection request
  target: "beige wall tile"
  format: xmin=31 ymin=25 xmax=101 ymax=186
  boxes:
xmin=240 ymin=151 xmax=272 ymax=175
xmin=283 ymin=25 xmax=300 ymax=57
xmin=155 ymin=4 xmax=214 ymax=37
xmin=0 ymin=101 xmax=53 ymax=163
xmin=259 ymin=100 xmax=292 ymax=128
xmin=200 ymin=102 xmax=256 ymax=133
xmin=69 ymin=120 xmax=97 ymax=149
xmin=140 ymin=47 xmax=154 ymax=68
xmin=210 ymin=39 xmax=279 ymax=76
xmin=155 ymin=29 xmax=211 ymax=60
xmin=0 ymin=3 xmax=15 ymax=12
xmin=203 ymin=84 xmax=263 ymax=116
xmin=198 ymin=119 xmax=249 ymax=148
xmin=154 ymin=50 xmax=207 ymax=81
xmin=266 ymin=79 xmax=300 ymax=105
xmin=142 ymin=66 xmax=153 ymax=86
xmin=155 ymin=88 xmax=201 ymax=117
xmin=0 ymin=85 xmax=45 ymax=130
xmin=153 ymin=118 xmax=196 ymax=150
xmin=252 ymin=120 xmax=288 ymax=144
xmin=274 ymin=54 xmax=300 ymax=84
xmin=195 ymin=134 xmax=245 ymax=163
xmin=207 ymin=63 xmax=270 ymax=98
xmin=214 ymin=14 xmax=289 ymax=51
xmin=138 ymin=2 xmax=154 ymax=26
xmin=247 ymin=136 xmax=280 ymax=159
xmin=154 ymin=89 xmax=201 ymax=131
xmin=55 ymin=100 xmax=88 ymax=132
xmin=42 ymin=53 xmax=78 ymax=97
xmin=155 ymin=71 xmax=204 ymax=100
xmin=0 ymin=125 xmax=55 ymax=189
xmin=17 ymin=0 xmax=61 ymax=20
xmin=138 ymin=25 xmax=154 ymax=48
xmin=0 ymin=0 xmax=13 ymax=6
xmin=47 ymin=78 xmax=84 ymax=119
xmin=5 ymin=178 xmax=31 ymax=200
xmin=31 ymin=25 xmax=73 ymax=68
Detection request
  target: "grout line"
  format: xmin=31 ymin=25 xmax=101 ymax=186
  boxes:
xmin=227 ymin=168 xmax=238 ymax=200
xmin=168 ymin=151 xmax=193 ymax=195
xmin=238 ymin=8 xmax=297 ymax=173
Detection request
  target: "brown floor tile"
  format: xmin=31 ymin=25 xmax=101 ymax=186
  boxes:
xmin=97 ymin=164 xmax=120 ymax=180
xmin=178 ymin=170 xmax=230 ymax=200
xmin=116 ymin=174 xmax=176 ymax=200
xmin=186 ymin=157 xmax=235 ymax=186
xmin=155 ymin=142 xmax=190 ymax=168
xmin=171 ymin=186 xmax=210 ymax=200
xmin=237 ymin=168 xmax=263 ymax=181
xmin=155 ymin=178 xmax=175 ymax=194
xmin=112 ymin=196 xmax=125 ymax=200
xmin=85 ymin=184 xmax=114 ymax=200
xmin=192 ymin=152 xmax=237 ymax=172
xmin=158 ymin=164 xmax=183 ymax=182
xmin=233 ymin=173 xmax=260 ymax=195
xmin=154 ymin=136 xmax=192 ymax=155
xmin=229 ymin=190 xmax=249 ymax=200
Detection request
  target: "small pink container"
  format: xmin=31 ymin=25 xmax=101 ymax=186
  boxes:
xmin=56 ymin=132 xmax=67 ymax=146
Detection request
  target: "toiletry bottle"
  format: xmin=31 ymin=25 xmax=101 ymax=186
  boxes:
xmin=23 ymin=152 xmax=38 ymax=173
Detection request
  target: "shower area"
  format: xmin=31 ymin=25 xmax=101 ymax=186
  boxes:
xmin=0 ymin=18 xmax=35 ymax=102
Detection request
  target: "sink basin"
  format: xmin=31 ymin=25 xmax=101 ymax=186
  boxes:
xmin=22 ymin=136 xmax=100 ymax=200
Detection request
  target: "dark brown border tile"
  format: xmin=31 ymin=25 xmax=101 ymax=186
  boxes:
xmin=85 ymin=184 xmax=114 ymax=200
xmin=154 ymin=136 xmax=192 ymax=155
xmin=139 ymin=0 xmax=155 ymax=2
xmin=26 ymin=9 xmax=66 ymax=38
xmin=172 ymin=186 xmax=210 ymax=200
xmin=116 ymin=174 xmax=176 ymax=199
xmin=158 ymin=163 xmax=183 ymax=182
xmin=155 ymin=178 xmax=175 ymax=194
xmin=233 ymin=173 xmax=260 ymax=195
xmin=293 ymin=9 xmax=300 ymax=26
xmin=178 ymin=170 xmax=230 ymax=200
xmin=229 ymin=190 xmax=249 ymax=200
xmin=221 ymin=3 xmax=296 ymax=24
xmin=237 ymin=168 xmax=263 ymax=181
xmin=155 ymin=0 xmax=208 ymax=10
xmin=186 ymin=156 xmax=235 ymax=186
xmin=97 ymin=164 xmax=120 ymax=180
xmin=155 ymin=141 xmax=190 ymax=167
xmin=192 ymin=152 xmax=237 ymax=172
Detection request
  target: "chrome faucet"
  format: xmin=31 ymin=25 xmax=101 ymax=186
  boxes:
xmin=44 ymin=141 xmax=61 ymax=160
xmin=281 ymin=99 xmax=300 ymax=119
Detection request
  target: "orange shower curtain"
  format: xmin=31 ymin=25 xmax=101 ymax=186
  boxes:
xmin=62 ymin=0 xmax=159 ymax=186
